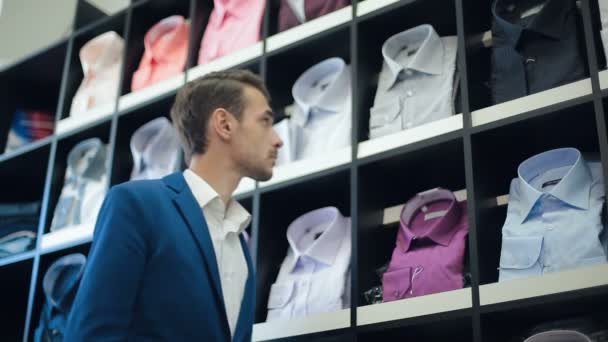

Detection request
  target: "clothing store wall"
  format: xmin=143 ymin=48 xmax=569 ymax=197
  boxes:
xmin=1 ymin=0 xmax=608 ymax=341
xmin=0 ymin=1 xmax=129 ymax=71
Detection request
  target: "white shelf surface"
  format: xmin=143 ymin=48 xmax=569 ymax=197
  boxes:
xmin=357 ymin=0 xmax=401 ymax=17
xmin=471 ymin=78 xmax=592 ymax=127
xmin=252 ymin=309 xmax=350 ymax=341
xmin=599 ymin=69 xmax=608 ymax=90
xmin=187 ymin=43 xmax=263 ymax=82
xmin=0 ymin=250 xmax=36 ymax=267
xmin=233 ymin=177 xmax=255 ymax=196
xmin=57 ymin=102 xmax=115 ymax=136
xmin=260 ymin=146 xmax=351 ymax=188
xmin=480 ymin=263 xmax=608 ymax=306
xmin=118 ymin=73 xmax=185 ymax=113
xmin=40 ymin=223 xmax=95 ymax=254
xmin=358 ymin=114 xmax=463 ymax=160
xmin=357 ymin=288 xmax=472 ymax=326
xmin=266 ymin=6 xmax=352 ymax=53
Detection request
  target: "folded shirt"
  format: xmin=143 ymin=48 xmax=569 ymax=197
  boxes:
xmin=499 ymin=148 xmax=607 ymax=282
xmin=130 ymin=117 xmax=180 ymax=181
xmin=197 ymin=0 xmax=265 ymax=64
xmin=131 ymin=15 xmax=190 ymax=91
xmin=266 ymin=207 xmax=351 ymax=321
xmin=70 ymin=31 xmax=124 ymax=117
xmin=5 ymin=109 xmax=54 ymax=153
xmin=50 ymin=138 xmax=109 ymax=231
xmin=273 ymin=57 xmax=351 ymax=165
xmin=278 ymin=0 xmax=350 ymax=32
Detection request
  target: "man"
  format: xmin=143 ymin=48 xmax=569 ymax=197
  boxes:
xmin=64 ymin=70 xmax=283 ymax=341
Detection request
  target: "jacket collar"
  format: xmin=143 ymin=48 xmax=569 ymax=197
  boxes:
xmin=517 ymin=148 xmax=592 ymax=223
xmin=397 ymin=188 xmax=462 ymax=253
xmin=382 ymin=24 xmax=444 ymax=90
xmin=291 ymin=57 xmax=350 ymax=126
xmin=285 ymin=206 xmax=349 ymax=273
xmin=163 ymin=172 xmax=231 ymax=338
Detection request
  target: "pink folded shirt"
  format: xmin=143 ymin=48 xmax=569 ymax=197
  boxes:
xmin=197 ymin=0 xmax=265 ymax=65
xmin=131 ymin=15 xmax=190 ymax=91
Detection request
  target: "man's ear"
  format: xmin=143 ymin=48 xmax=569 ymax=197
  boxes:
xmin=211 ymin=108 xmax=234 ymax=141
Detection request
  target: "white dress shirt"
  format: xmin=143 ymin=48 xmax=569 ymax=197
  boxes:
xmin=70 ymin=31 xmax=124 ymax=117
xmin=266 ymin=207 xmax=351 ymax=321
xmin=370 ymin=24 xmax=457 ymax=139
xmin=183 ymin=169 xmax=251 ymax=337
xmin=273 ymin=57 xmax=352 ymax=165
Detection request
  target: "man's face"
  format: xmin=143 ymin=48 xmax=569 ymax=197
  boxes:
xmin=230 ymin=85 xmax=283 ymax=181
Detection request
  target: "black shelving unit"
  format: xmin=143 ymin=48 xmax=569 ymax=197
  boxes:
xmin=1 ymin=0 xmax=608 ymax=341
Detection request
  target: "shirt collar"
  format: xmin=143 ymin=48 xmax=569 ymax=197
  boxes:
xmin=285 ymin=207 xmax=349 ymax=273
xmin=144 ymin=15 xmax=190 ymax=64
xmin=291 ymin=57 xmax=350 ymax=125
xmin=66 ymin=138 xmax=107 ymax=181
xmin=516 ymin=148 xmax=592 ymax=223
xmin=382 ymin=24 xmax=444 ymax=90
xmin=79 ymin=31 xmax=124 ymax=75
xmin=182 ymin=169 xmax=252 ymax=234
xmin=492 ymin=0 xmax=571 ymax=48
xmin=130 ymin=117 xmax=179 ymax=177
xmin=397 ymin=188 xmax=462 ymax=253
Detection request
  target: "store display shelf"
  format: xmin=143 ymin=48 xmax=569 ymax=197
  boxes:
xmin=118 ymin=73 xmax=185 ymax=113
xmin=0 ymin=250 xmax=36 ymax=268
xmin=357 ymin=115 xmax=463 ymax=160
xmin=56 ymin=103 xmax=115 ymax=136
xmin=186 ymin=43 xmax=263 ymax=82
xmin=357 ymin=0 xmax=406 ymax=18
xmin=40 ymin=223 xmax=94 ymax=255
xmin=479 ymin=263 xmax=608 ymax=307
xmin=259 ymin=146 xmax=351 ymax=189
xmin=0 ymin=137 xmax=53 ymax=164
xmin=252 ymin=309 xmax=350 ymax=341
xmin=471 ymin=78 xmax=592 ymax=128
xmin=599 ymin=69 xmax=608 ymax=91
xmin=357 ymin=288 xmax=472 ymax=326
xmin=266 ymin=6 xmax=353 ymax=54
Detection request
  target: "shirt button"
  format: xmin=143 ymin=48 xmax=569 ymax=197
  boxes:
xmin=525 ymin=57 xmax=536 ymax=65
xmin=406 ymin=90 xmax=414 ymax=97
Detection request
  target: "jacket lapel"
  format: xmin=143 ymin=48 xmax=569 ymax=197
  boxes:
xmin=163 ymin=172 xmax=230 ymax=339
xmin=233 ymin=234 xmax=255 ymax=342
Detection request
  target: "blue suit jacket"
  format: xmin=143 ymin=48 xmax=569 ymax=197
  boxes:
xmin=64 ymin=172 xmax=255 ymax=341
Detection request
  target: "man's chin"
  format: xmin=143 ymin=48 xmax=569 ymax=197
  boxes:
xmin=250 ymin=168 xmax=273 ymax=182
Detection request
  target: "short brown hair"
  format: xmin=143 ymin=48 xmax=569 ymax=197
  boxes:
xmin=170 ymin=69 xmax=270 ymax=158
